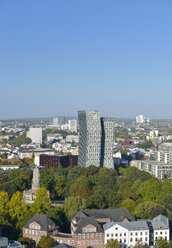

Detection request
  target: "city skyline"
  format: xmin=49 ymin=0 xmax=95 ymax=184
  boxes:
xmin=0 ymin=0 xmax=172 ymax=119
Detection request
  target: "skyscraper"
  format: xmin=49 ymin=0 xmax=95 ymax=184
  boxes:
xmin=78 ymin=111 xmax=114 ymax=168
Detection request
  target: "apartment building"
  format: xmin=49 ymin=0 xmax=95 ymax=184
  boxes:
xmin=151 ymin=150 xmax=172 ymax=164
xmin=131 ymin=160 xmax=172 ymax=179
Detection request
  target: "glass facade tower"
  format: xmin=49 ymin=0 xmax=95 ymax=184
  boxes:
xmin=78 ymin=111 xmax=114 ymax=168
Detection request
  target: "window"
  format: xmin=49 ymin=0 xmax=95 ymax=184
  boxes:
xmin=78 ymin=234 xmax=81 ymax=239
xmin=82 ymin=234 xmax=85 ymax=238
xmin=78 ymin=241 xmax=81 ymax=246
xmin=130 ymin=238 xmax=132 ymax=242
xmin=111 ymin=233 xmax=113 ymax=237
xmin=95 ymin=240 xmax=98 ymax=245
xmin=160 ymin=232 xmax=162 ymax=235
xmin=32 ymin=230 xmax=34 ymax=235
xmin=86 ymin=241 xmax=89 ymax=245
xmin=99 ymin=240 xmax=102 ymax=245
xmin=135 ymin=232 xmax=137 ymax=236
xmin=86 ymin=233 xmax=89 ymax=238
xmin=115 ymin=234 xmax=118 ymax=237
xmin=107 ymin=234 xmax=109 ymax=237
xmin=120 ymin=233 xmax=122 ymax=237
xmin=82 ymin=241 xmax=85 ymax=245
xmin=68 ymin=240 xmax=70 ymax=244
xmin=156 ymin=232 xmax=158 ymax=235
xmin=95 ymin=233 xmax=98 ymax=238
xmin=124 ymin=239 xmax=126 ymax=242
xmin=145 ymin=238 xmax=147 ymax=241
xmin=130 ymin=233 xmax=133 ymax=236
xmin=99 ymin=233 xmax=102 ymax=238
xmin=91 ymin=233 xmax=94 ymax=238
xmin=91 ymin=240 xmax=94 ymax=245
xmin=72 ymin=240 xmax=74 ymax=245
xmin=124 ymin=233 xmax=126 ymax=236
xmin=140 ymin=232 xmax=142 ymax=235
xmin=135 ymin=238 xmax=137 ymax=242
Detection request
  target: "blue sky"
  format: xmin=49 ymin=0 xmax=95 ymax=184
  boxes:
xmin=0 ymin=0 xmax=172 ymax=119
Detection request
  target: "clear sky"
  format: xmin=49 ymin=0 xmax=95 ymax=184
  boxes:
xmin=0 ymin=0 xmax=172 ymax=119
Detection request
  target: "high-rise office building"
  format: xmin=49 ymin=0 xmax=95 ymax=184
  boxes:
xmin=78 ymin=111 xmax=114 ymax=168
xmin=68 ymin=120 xmax=77 ymax=133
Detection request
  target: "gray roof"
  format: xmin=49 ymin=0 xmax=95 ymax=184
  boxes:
xmin=103 ymin=215 xmax=169 ymax=232
xmin=0 ymin=237 xmax=8 ymax=246
xmin=24 ymin=214 xmax=58 ymax=231
xmin=103 ymin=221 xmax=149 ymax=231
xmin=53 ymin=244 xmax=74 ymax=248
xmin=75 ymin=217 xmax=103 ymax=234
xmin=75 ymin=208 xmax=135 ymax=222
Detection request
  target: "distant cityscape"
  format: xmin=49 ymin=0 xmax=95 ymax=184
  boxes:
xmin=0 ymin=111 xmax=172 ymax=247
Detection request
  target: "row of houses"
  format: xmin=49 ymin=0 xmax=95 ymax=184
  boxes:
xmin=23 ymin=208 xmax=170 ymax=248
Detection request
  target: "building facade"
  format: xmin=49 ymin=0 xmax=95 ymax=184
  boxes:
xmin=131 ymin=160 xmax=172 ymax=179
xmin=39 ymin=154 xmax=78 ymax=168
xmin=29 ymin=127 xmax=43 ymax=144
xmin=78 ymin=111 xmax=114 ymax=168
xmin=23 ymin=214 xmax=59 ymax=243
xmin=104 ymin=215 xmax=170 ymax=247
xmin=68 ymin=120 xmax=77 ymax=133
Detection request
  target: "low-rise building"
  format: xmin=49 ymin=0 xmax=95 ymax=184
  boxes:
xmin=104 ymin=215 xmax=170 ymax=247
xmin=23 ymin=214 xmax=59 ymax=243
xmin=18 ymin=148 xmax=54 ymax=159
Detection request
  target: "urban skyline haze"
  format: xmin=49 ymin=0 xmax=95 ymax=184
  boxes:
xmin=0 ymin=0 xmax=172 ymax=119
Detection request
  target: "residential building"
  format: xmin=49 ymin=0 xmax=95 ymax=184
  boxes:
xmin=38 ymin=154 xmax=78 ymax=168
xmin=104 ymin=215 xmax=170 ymax=247
xmin=29 ymin=127 xmax=42 ymax=144
xmin=151 ymin=150 xmax=172 ymax=164
xmin=23 ymin=214 xmax=59 ymax=243
xmin=131 ymin=160 xmax=172 ymax=179
xmin=19 ymin=148 xmax=54 ymax=159
xmin=78 ymin=111 xmax=114 ymax=168
xmin=66 ymin=135 xmax=79 ymax=143
xmin=68 ymin=120 xmax=77 ymax=133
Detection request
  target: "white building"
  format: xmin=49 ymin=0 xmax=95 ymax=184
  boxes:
xmin=53 ymin=118 xmax=59 ymax=127
xmin=104 ymin=215 xmax=170 ymax=247
xmin=136 ymin=115 xmax=144 ymax=124
xmin=66 ymin=135 xmax=79 ymax=143
xmin=68 ymin=120 xmax=77 ymax=133
xmin=19 ymin=148 xmax=54 ymax=159
xmin=131 ymin=160 xmax=172 ymax=179
xmin=29 ymin=127 xmax=42 ymax=144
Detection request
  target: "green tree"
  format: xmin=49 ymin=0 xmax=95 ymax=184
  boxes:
xmin=31 ymin=187 xmax=51 ymax=214
xmin=8 ymin=191 xmax=28 ymax=226
xmin=37 ymin=236 xmax=56 ymax=248
xmin=70 ymin=176 xmax=93 ymax=199
xmin=105 ymin=239 xmax=121 ymax=248
xmin=138 ymin=178 xmax=161 ymax=202
xmin=135 ymin=202 xmax=167 ymax=219
xmin=134 ymin=240 xmax=148 ymax=248
xmin=121 ymin=198 xmax=136 ymax=213
xmin=18 ymin=237 xmax=35 ymax=247
xmin=155 ymin=237 xmax=168 ymax=248
xmin=0 ymin=191 xmax=9 ymax=225
xmin=54 ymin=175 xmax=66 ymax=199
xmin=64 ymin=196 xmax=86 ymax=220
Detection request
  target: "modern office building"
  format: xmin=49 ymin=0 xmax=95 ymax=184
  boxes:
xmin=68 ymin=120 xmax=77 ymax=133
xmin=29 ymin=127 xmax=42 ymax=144
xmin=78 ymin=111 xmax=114 ymax=168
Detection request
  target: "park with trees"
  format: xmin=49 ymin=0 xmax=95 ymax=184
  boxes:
xmin=0 ymin=165 xmax=171 ymax=245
